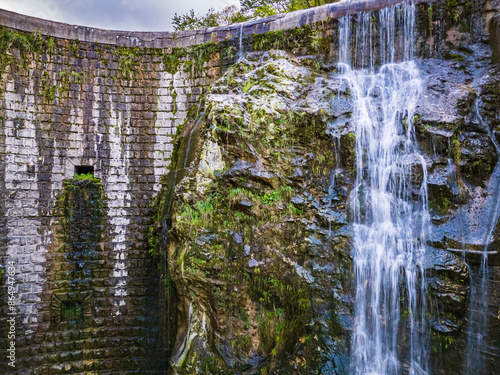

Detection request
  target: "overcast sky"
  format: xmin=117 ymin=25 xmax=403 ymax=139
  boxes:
xmin=0 ymin=0 xmax=239 ymax=31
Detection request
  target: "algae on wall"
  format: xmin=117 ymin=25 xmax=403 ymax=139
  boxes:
xmin=51 ymin=175 xmax=105 ymax=330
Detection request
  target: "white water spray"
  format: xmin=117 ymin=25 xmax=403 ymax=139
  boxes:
xmin=465 ymin=100 xmax=500 ymax=374
xmin=238 ymin=24 xmax=244 ymax=61
xmin=338 ymin=3 xmax=430 ymax=374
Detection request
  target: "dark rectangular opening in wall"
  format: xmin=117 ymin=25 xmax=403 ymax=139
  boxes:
xmin=61 ymin=301 xmax=83 ymax=322
xmin=75 ymin=165 xmax=94 ymax=176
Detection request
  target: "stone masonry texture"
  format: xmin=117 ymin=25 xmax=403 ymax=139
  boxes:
xmin=0 ymin=11 xmax=219 ymax=374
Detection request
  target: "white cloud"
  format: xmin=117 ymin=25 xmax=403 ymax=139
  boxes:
xmin=0 ymin=0 xmax=240 ymax=31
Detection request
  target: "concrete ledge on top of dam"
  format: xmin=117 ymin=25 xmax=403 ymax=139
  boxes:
xmin=0 ymin=0 xmax=432 ymax=48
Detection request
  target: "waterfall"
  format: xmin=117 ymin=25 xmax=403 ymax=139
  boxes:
xmin=465 ymin=101 xmax=500 ymax=374
xmin=238 ymin=23 xmax=244 ymax=61
xmin=338 ymin=2 xmax=430 ymax=374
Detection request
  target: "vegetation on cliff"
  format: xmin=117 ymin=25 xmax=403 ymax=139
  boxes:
xmin=151 ymin=51 xmax=354 ymax=374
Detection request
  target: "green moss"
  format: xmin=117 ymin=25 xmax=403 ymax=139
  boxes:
xmin=113 ymin=47 xmax=139 ymax=80
xmin=60 ymin=301 xmax=83 ymax=321
xmin=431 ymin=331 xmax=457 ymax=353
xmin=41 ymin=66 xmax=86 ymax=102
xmin=232 ymin=334 xmax=252 ymax=352
xmin=435 ymin=197 xmax=451 ymax=215
xmin=172 ymin=90 xmax=178 ymax=114
xmin=249 ymin=264 xmax=314 ymax=364
xmin=0 ymin=26 xmax=55 ymax=74
xmin=445 ymin=0 xmax=473 ymax=32
xmin=47 ymin=37 xmax=55 ymax=55
xmin=70 ymin=71 xmax=85 ymax=84
xmin=163 ymin=48 xmax=185 ymax=75
xmin=182 ymin=59 xmax=192 ymax=73
xmin=73 ymin=172 xmax=100 ymax=182
xmin=341 ymin=132 xmax=356 ymax=174
xmin=242 ymin=77 xmax=254 ymax=93
xmin=250 ymin=24 xmax=330 ymax=58
xmin=450 ymin=134 xmax=461 ymax=165
xmin=59 ymin=70 xmax=69 ymax=83
xmin=253 ymin=29 xmax=287 ymax=51
xmin=52 ymin=176 xmax=105 ymax=293
xmin=463 ymin=159 xmax=494 ymax=186
xmin=427 ymin=5 xmax=433 ymax=36
xmin=70 ymin=38 xmax=80 ymax=56
xmin=429 ymin=185 xmax=454 ymax=216
xmin=260 ymin=186 xmax=293 ymax=205
xmin=163 ymin=40 xmax=234 ymax=76
xmin=43 ymin=85 xmax=58 ymax=102
xmin=191 ymin=40 xmax=219 ymax=71
xmin=484 ymin=83 xmax=500 ymax=95
xmin=443 ymin=51 xmax=465 ymax=62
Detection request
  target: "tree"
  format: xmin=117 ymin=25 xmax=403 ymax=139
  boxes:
xmin=240 ymin=0 xmax=290 ymax=17
xmin=171 ymin=0 xmax=339 ymax=31
xmin=172 ymin=9 xmax=219 ymax=31
xmin=240 ymin=0 xmax=338 ymax=15
xmin=172 ymin=6 xmax=246 ymax=31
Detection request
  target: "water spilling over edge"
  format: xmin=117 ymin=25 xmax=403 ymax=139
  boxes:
xmin=338 ymin=2 xmax=431 ymax=373
xmin=464 ymin=99 xmax=500 ymax=374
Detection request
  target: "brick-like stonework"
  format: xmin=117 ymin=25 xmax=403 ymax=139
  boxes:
xmin=0 ymin=31 xmax=218 ymax=374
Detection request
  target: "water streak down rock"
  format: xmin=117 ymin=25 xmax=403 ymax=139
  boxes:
xmin=338 ymin=3 xmax=431 ymax=373
xmin=162 ymin=2 xmax=500 ymax=374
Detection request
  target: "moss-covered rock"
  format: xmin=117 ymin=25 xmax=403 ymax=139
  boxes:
xmin=164 ymin=51 xmax=354 ymax=374
xmin=149 ymin=6 xmax=500 ymax=371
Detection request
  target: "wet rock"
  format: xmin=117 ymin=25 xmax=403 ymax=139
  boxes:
xmin=428 ymin=277 xmax=468 ymax=311
xmin=417 ymin=59 xmax=474 ymax=129
xmin=248 ymin=258 xmax=263 ymax=268
xmin=225 ymin=159 xmax=280 ymax=188
xmin=167 ymin=51 xmax=353 ymax=374
xmin=291 ymin=195 xmax=307 ymax=207
xmin=459 ymin=132 xmax=498 ymax=186
xmin=423 ymin=246 xmax=469 ymax=280
xmin=234 ymin=200 xmax=253 ymax=212
xmin=430 ymin=318 xmax=459 ymax=334
xmin=194 ymin=234 xmax=219 ymax=247
xmin=424 ymin=247 xmax=469 ymax=338
xmin=232 ymin=231 xmax=243 ymax=244
xmin=225 ymin=159 xmax=253 ymax=179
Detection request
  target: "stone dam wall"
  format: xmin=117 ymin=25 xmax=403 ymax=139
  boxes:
xmin=0 ymin=6 xmax=223 ymax=374
xmin=0 ymin=0 xmax=498 ymax=373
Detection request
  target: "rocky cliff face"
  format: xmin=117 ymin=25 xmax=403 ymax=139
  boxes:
xmin=163 ymin=51 xmax=354 ymax=374
xmin=153 ymin=1 xmax=500 ymax=374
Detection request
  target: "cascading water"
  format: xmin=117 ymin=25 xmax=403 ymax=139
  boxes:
xmin=159 ymin=112 xmax=204 ymax=368
xmin=238 ymin=23 xmax=244 ymax=61
xmin=338 ymin=2 xmax=430 ymax=373
xmin=464 ymin=101 xmax=500 ymax=374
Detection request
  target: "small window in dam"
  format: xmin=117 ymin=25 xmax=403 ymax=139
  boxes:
xmin=74 ymin=165 xmax=94 ymax=177
xmin=61 ymin=301 xmax=83 ymax=322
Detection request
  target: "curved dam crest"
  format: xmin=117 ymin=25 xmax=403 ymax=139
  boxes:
xmin=0 ymin=0 xmax=432 ymax=47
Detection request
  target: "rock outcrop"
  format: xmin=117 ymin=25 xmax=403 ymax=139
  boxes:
xmin=158 ymin=2 xmax=500 ymax=372
xmin=161 ymin=36 xmax=499 ymax=373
